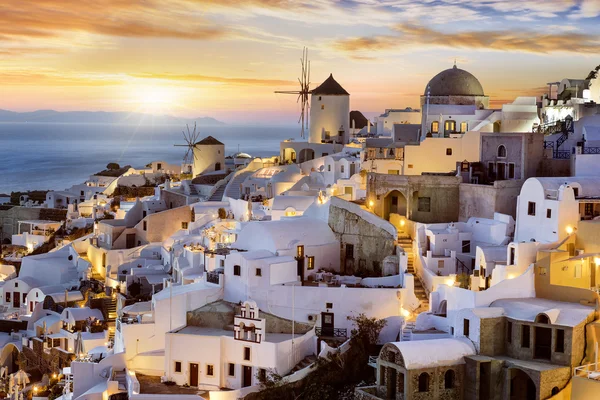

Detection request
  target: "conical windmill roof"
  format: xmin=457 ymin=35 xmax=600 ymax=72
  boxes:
xmin=311 ymin=74 xmax=349 ymax=96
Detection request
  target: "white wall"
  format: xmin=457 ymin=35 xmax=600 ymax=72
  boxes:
xmin=309 ymin=93 xmax=350 ymax=144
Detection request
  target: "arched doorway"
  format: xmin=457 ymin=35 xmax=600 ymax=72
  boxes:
xmin=215 ymin=162 xmax=221 ymax=171
xmin=298 ymin=149 xmax=315 ymax=163
xmin=0 ymin=343 xmax=19 ymax=374
xmin=510 ymin=369 xmax=536 ymax=400
xmin=384 ymin=190 xmax=407 ymax=220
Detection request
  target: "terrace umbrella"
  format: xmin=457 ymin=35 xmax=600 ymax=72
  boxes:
xmin=74 ymin=330 xmax=85 ymax=360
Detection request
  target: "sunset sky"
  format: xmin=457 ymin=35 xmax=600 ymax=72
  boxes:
xmin=2 ymin=0 xmax=600 ymax=123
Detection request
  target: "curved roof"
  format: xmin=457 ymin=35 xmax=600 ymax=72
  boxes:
xmin=271 ymin=165 xmax=303 ymax=183
xmin=490 ymin=298 xmax=594 ymax=327
xmin=386 ymin=337 xmax=475 ymax=369
xmin=311 ymin=74 xmax=349 ymax=96
xmin=525 ymin=177 xmax=600 ymax=198
xmin=234 ymin=217 xmax=337 ymax=252
xmin=426 ymin=65 xmax=484 ymax=97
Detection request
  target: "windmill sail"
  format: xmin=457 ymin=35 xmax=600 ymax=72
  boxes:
xmin=275 ymin=47 xmax=311 ymax=138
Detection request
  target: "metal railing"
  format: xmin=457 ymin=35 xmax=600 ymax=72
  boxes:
xmin=368 ymin=355 xmax=378 ymax=366
xmin=574 ymin=363 xmax=600 ymax=380
xmin=555 ymin=150 xmax=571 ymax=159
xmin=315 ymin=327 xmax=347 ymax=338
xmin=583 ymin=147 xmax=600 ymax=154
xmin=206 ymin=271 xmax=221 ymax=285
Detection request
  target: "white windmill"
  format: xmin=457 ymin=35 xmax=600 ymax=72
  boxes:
xmin=174 ymin=122 xmax=201 ymax=174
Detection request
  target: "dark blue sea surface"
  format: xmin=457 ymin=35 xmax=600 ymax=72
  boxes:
xmin=0 ymin=122 xmax=298 ymax=193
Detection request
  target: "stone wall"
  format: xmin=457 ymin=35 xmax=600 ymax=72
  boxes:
xmin=479 ymin=317 xmax=505 ymax=356
xmin=368 ymin=174 xmax=461 ymax=224
xmin=328 ymin=198 xmax=396 ymax=275
xmin=458 ymin=180 xmax=523 ymax=221
xmin=0 ymin=206 xmax=66 ymax=243
xmin=22 ymin=338 xmax=74 ymax=376
xmin=186 ymin=301 xmax=313 ymax=335
xmin=161 ymin=189 xmax=192 ymax=209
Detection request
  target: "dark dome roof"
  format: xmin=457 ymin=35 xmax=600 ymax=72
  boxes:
xmin=425 ymin=65 xmax=484 ymax=97
xmin=312 ymin=74 xmax=349 ymax=96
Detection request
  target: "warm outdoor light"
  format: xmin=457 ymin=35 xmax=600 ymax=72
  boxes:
xmin=566 ymin=226 xmax=574 ymax=234
xmin=369 ymin=200 xmax=374 ymax=208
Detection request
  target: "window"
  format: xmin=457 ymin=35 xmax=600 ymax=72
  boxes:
xmin=228 ymin=363 xmax=235 ymax=376
xmin=244 ymin=347 xmax=251 ymax=361
xmin=318 ymin=96 xmax=322 ymax=101
xmin=418 ymin=372 xmax=430 ymax=392
xmin=522 ymin=325 xmax=530 ymax=348
xmin=527 ymin=202 xmax=536 ymax=216
xmin=446 ymin=148 xmax=452 ymax=156
xmin=463 ymin=319 xmax=470 ymax=338
xmin=307 ymin=256 xmax=315 ymax=270
xmin=488 ymin=162 xmax=495 ymax=178
xmin=258 ymin=368 xmax=266 ymax=382
xmin=575 ymin=264 xmax=582 ymax=278
xmin=5 ymin=292 xmax=10 ymax=303
xmin=497 ymin=145 xmax=507 ymax=158
xmin=297 ymin=245 xmax=304 ymax=258
xmin=233 ymin=265 xmax=241 ymax=276
xmin=444 ymin=120 xmax=456 ymax=133
xmin=345 ymin=244 xmax=354 ymax=259
xmin=220 ymin=259 xmax=225 ymax=267
xmin=556 ymin=329 xmax=565 ymax=353
xmin=321 ymin=105 xmax=324 ymax=110
xmin=14 ymin=282 xmax=18 ymax=288
xmin=573 ymin=187 xmax=579 ymax=197
xmin=143 ymin=221 xmax=147 ymax=231
xmin=327 ymin=165 xmax=331 ymax=172
xmin=585 ymin=203 xmax=594 ymax=216
xmin=182 ymin=222 xmax=188 ymax=229
xmin=143 ymin=211 xmax=147 ymax=218
xmin=460 ymin=121 xmax=468 ymax=133
xmin=438 ymin=260 xmax=445 ymax=269
xmin=206 ymin=364 xmax=214 ymax=377
xmin=418 ymin=197 xmax=431 ymax=212
xmin=508 ymin=163 xmax=515 ymax=179
xmin=546 ymin=209 xmax=552 ymax=219
xmin=80 ymin=190 xmax=84 ymax=196
xmin=388 ymin=170 xmax=399 ymax=175
xmin=444 ymin=369 xmax=455 ymax=389
xmin=341 ymin=165 xmax=345 ymax=173
xmin=285 ymin=210 xmax=297 ymax=217
xmin=256 ymin=268 xmax=262 ymax=277
xmin=431 ymin=121 xmax=439 ymax=133
xmin=22 ymin=293 xmax=26 ymax=303
xmin=175 ymin=361 xmax=182 ymax=373
xmin=326 ymin=302 xmax=333 ymax=309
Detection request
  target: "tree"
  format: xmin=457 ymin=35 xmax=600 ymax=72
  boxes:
xmin=106 ymin=162 xmax=120 ymax=170
xmin=218 ymin=208 xmax=227 ymax=219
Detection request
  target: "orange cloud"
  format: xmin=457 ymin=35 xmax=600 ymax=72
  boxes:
xmin=131 ymin=72 xmax=296 ymax=86
xmin=0 ymin=0 xmax=225 ymax=42
xmin=333 ymin=23 xmax=600 ymax=55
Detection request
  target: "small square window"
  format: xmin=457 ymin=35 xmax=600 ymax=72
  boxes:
xmin=234 ymin=265 xmax=241 ymax=276
xmin=446 ymin=148 xmax=452 ymax=156
xmin=418 ymin=197 xmax=431 ymax=212
xmin=175 ymin=361 xmax=182 ymax=373
xmin=14 ymin=282 xmax=18 ymax=288
xmin=206 ymin=364 xmax=214 ymax=377
xmin=244 ymin=347 xmax=251 ymax=361
xmin=546 ymin=209 xmax=552 ymax=219
xmin=256 ymin=268 xmax=262 ymax=277
xmin=326 ymin=302 xmax=333 ymax=309
xmin=228 ymin=363 xmax=235 ymax=376
xmin=182 ymin=222 xmax=188 ymax=229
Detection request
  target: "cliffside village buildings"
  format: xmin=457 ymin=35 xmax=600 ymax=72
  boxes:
xmin=2 ymin=63 xmax=600 ymax=400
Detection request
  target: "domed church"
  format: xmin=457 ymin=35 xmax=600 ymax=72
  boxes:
xmin=420 ymin=64 xmax=490 ymax=110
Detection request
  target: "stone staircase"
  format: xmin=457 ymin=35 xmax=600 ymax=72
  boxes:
xmin=398 ymin=236 xmax=429 ymax=318
xmin=208 ymin=184 xmax=226 ymax=202
xmin=112 ymin=370 xmax=127 ymax=391
xmin=103 ymin=296 xmax=118 ymax=341
xmin=402 ymin=321 xmax=415 ymax=341
xmin=289 ymin=355 xmax=317 ymax=374
xmin=224 ymin=171 xmax=253 ymax=200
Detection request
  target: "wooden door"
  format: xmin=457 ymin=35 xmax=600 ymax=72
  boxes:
xmin=242 ymin=365 xmax=252 ymax=387
xmin=126 ymin=234 xmax=136 ymax=249
xmin=13 ymin=292 xmax=20 ymax=308
xmin=189 ymin=363 xmax=199 ymax=387
xmin=321 ymin=312 xmax=334 ymax=337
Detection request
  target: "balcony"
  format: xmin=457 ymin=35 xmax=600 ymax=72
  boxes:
xmin=315 ymin=327 xmax=347 ymax=338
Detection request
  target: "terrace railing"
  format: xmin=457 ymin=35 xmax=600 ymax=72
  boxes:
xmin=315 ymin=327 xmax=347 ymax=338
xmin=583 ymin=147 xmax=600 ymax=155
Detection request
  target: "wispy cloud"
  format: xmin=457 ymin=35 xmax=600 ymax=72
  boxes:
xmin=333 ymin=23 xmax=600 ymax=56
xmin=131 ymin=72 xmax=296 ymax=86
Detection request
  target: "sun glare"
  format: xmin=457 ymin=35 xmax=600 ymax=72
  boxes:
xmin=134 ymin=85 xmax=178 ymax=113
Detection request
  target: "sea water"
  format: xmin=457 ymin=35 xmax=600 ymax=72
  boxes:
xmin=0 ymin=122 xmax=299 ymax=193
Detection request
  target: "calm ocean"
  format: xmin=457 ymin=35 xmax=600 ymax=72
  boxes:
xmin=0 ymin=122 xmax=299 ymax=193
